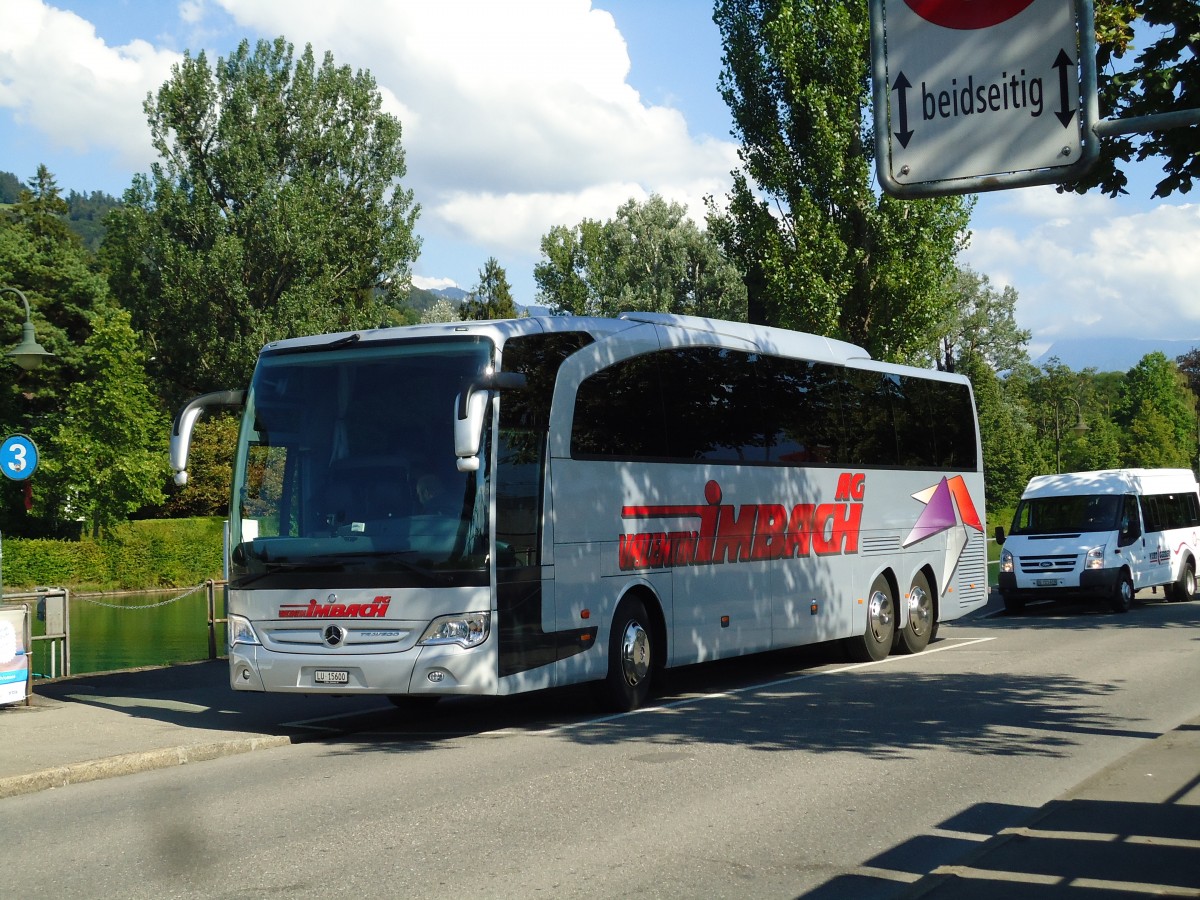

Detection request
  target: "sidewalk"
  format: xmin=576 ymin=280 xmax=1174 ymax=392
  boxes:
xmin=2 ymin=661 xmax=1198 ymax=898
xmin=903 ymin=716 xmax=1200 ymax=899
xmin=0 ymin=660 xmax=386 ymax=799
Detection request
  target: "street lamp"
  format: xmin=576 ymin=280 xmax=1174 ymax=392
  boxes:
xmin=1 ymin=287 xmax=53 ymax=371
xmin=1053 ymin=396 xmax=1089 ymax=474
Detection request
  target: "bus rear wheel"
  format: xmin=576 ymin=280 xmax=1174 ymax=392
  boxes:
xmin=897 ymin=571 xmax=934 ymax=654
xmin=846 ymin=575 xmax=895 ymax=663
xmin=596 ymin=597 xmax=654 ymax=712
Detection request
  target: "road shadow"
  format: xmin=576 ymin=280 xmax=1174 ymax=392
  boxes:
xmin=798 ymin=793 xmax=1200 ymax=899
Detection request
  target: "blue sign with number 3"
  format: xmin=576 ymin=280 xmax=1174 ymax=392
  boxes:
xmin=1 ymin=434 xmax=38 ymax=481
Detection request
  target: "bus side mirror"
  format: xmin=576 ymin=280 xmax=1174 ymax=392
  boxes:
xmin=171 ymin=390 xmax=245 ymax=485
xmin=454 ymin=372 xmax=526 ymax=472
xmin=994 ymin=526 xmax=1005 ymax=545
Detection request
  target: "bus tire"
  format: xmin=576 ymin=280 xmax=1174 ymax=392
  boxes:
xmin=1110 ymin=571 xmax=1134 ymax=613
xmin=897 ymin=571 xmax=934 ymax=654
xmin=846 ymin=574 xmax=895 ymax=663
xmin=1170 ymin=559 xmax=1195 ymax=602
xmin=596 ymin=596 xmax=654 ymax=712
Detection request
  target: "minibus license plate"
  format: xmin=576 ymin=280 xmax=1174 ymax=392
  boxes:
xmin=1035 ymin=578 xmax=1058 ymax=587
xmin=315 ymin=670 xmax=349 ymax=685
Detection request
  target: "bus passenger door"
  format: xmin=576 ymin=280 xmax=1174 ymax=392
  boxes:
xmin=1117 ymin=494 xmax=1150 ymax=588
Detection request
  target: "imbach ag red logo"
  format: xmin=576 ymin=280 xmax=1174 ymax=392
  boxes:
xmin=904 ymin=0 xmax=1037 ymax=30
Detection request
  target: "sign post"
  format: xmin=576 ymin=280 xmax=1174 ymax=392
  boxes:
xmin=870 ymin=0 xmax=1099 ymax=197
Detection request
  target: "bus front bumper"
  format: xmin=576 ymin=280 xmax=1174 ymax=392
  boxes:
xmin=228 ymin=640 xmax=498 ymax=696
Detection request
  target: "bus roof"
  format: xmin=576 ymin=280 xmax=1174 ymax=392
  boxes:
xmin=257 ymin=312 xmax=875 ymax=367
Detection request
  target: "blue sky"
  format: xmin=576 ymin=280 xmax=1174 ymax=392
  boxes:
xmin=1 ymin=0 xmax=1196 ymax=358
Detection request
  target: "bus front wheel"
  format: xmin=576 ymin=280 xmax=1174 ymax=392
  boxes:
xmin=846 ymin=575 xmax=895 ymax=663
xmin=596 ymin=597 xmax=654 ymax=712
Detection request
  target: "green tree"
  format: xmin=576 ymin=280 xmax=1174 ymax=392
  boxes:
xmin=0 ymin=170 xmax=21 ymax=204
xmin=461 ymin=257 xmax=518 ymax=320
xmin=103 ymin=37 xmax=421 ymax=405
xmin=0 ymin=168 xmax=120 ymax=536
xmin=39 ymin=307 xmax=167 ymax=536
xmin=421 ymin=298 xmax=461 ymax=324
xmin=536 ymin=195 xmax=747 ymax=319
xmin=1073 ymin=0 xmax=1200 ymax=197
xmin=160 ymin=413 xmax=239 ymax=517
xmin=1175 ymin=346 xmax=1200 ymax=398
xmin=1117 ymin=351 xmax=1196 ymax=466
xmin=706 ymin=0 xmax=971 ymax=362
xmin=960 ymin=353 xmax=1039 ymax=510
xmin=931 ymin=268 xmax=1031 ymax=373
xmin=65 ymin=189 xmax=121 ymax=252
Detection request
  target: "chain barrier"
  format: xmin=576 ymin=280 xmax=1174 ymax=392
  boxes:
xmin=74 ymin=582 xmax=209 ymax=610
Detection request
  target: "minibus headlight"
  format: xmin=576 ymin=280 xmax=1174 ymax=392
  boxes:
xmin=1085 ymin=546 xmax=1106 ymax=570
xmin=228 ymin=614 xmax=261 ymax=647
xmin=418 ymin=612 xmax=490 ymax=649
xmin=999 ymin=548 xmax=1014 ymax=574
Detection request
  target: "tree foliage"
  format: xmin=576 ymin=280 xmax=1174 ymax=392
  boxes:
xmin=1072 ymin=0 xmax=1200 ymax=197
xmin=706 ymin=0 xmax=971 ymax=362
xmin=535 ymin=194 xmax=747 ymax=319
xmin=930 ymin=268 xmax=1031 ymax=374
xmin=160 ymin=413 xmax=239 ymax=518
xmin=40 ymin=307 xmax=167 ymax=536
xmin=102 ymin=37 xmax=421 ymax=404
xmin=959 ymin=354 xmax=1040 ymax=510
xmin=1116 ymin=351 xmax=1197 ymax=464
xmin=461 ymin=257 xmax=518 ymax=320
xmin=1 ymin=167 xmax=162 ymax=538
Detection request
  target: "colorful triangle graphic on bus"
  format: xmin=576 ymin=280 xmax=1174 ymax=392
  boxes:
xmin=902 ymin=475 xmax=983 ymax=548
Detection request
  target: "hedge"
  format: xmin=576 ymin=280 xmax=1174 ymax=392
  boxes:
xmin=1 ymin=518 xmax=225 ymax=593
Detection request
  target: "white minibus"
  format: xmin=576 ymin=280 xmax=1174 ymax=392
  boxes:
xmin=996 ymin=468 xmax=1200 ymax=613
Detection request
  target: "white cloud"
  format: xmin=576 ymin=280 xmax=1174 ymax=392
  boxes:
xmin=0 ymin=0 xmax=179 ymax=169
xmin=965 ymin=196 xmax=1200 ymax=343
xmin=1 ymin=0 xmax=739 ymax=290
xmin=214 ymin=0 xmax=738 ymax=253
xmin=411 ymin=274 xmax=459 ymax=291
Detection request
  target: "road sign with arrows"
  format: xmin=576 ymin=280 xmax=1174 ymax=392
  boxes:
xmin=869 ymin=0 xmax=1098 ymax=197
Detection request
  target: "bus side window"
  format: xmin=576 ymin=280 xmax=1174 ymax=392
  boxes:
xmin=1119 ymin=495 xmax=1142 ymax=545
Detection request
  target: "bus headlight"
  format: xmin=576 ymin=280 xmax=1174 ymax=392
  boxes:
xmin=418 ymin=612 xmax=490 ymax=649
xmin=1085 ymin=545 xmax=1106 ymax=570
xmin=999 ymin=548 xmax=1014 ymax=574
xmin=228 ymin=614 xmax=261 ymax=647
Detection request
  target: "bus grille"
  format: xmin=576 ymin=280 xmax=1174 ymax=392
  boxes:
xmin=861 ymin=535 xmax=901 ymax=555
xmin=1017 ymin=554 xmax=1078 ymax=574
xmin=952 ymin=534 xmax=988 ymax=608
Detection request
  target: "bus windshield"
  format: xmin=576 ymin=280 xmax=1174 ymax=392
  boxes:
xmin=1009 ymin=494 xmax=1123 ymax=536
xmin=229 ymin=337 xmax=495 ymax=587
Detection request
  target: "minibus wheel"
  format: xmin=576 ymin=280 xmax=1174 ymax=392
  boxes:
xmin=897 ymin=571 xmax=934 ymax=654
xmin=1170 ymin=560 xmax=1195 ymax=602
xmin=1110 ymin=572 xmax=1134 ymax=613
xmin=846 ymin=574 xmax=895 ymax=662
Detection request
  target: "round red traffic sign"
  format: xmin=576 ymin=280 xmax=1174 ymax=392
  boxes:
xmin=903 ymin=0 xmax=1037 ymax=29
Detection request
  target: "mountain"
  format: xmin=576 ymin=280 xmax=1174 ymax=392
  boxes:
xmin=1032 ymin=337 xmax=1200 ymax=373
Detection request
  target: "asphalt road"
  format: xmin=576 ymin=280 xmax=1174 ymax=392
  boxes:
xmin=6 ymin=594 xmax=1200 ymax=899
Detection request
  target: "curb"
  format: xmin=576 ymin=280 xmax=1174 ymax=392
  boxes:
xmin=0 ymin=734 xmax=297 ymax=800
